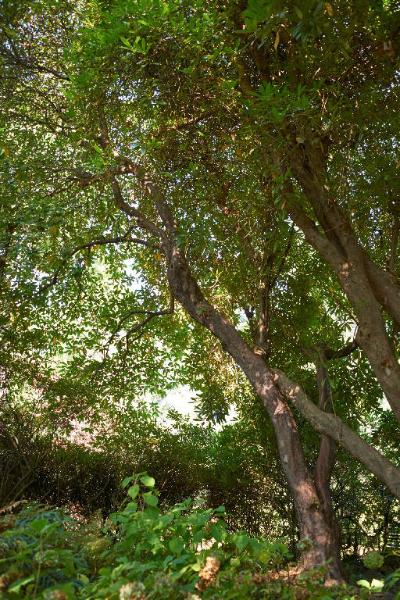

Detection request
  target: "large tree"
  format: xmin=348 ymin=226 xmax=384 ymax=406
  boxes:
xmin=1 ymin=0 xmax=399 ymax=580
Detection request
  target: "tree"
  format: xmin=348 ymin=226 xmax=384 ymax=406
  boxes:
xmin=1 ymin=0 xmax=399 ymax=580
xmin=234 ymin=0 xmax=400 ymax=420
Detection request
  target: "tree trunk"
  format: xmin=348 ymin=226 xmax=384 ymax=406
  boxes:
xmin=288 ymin=146 xmax=400 ymax=424
xmin=314 ymin=352 xmax=341 ymax=570
xmin=252 ymin=367 xmax=343 ymax=580
xmin=161 ymin=236 xmax=343 ymax=580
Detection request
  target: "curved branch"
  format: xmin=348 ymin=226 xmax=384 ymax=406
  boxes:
xmin=272 ymin=368 xmax=400 ymax=499
xmin=105 ymin=296 xmax=175 ymax=350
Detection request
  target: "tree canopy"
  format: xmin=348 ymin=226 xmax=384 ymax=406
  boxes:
xmin=0 ymin=0 xmax=399 ymax=588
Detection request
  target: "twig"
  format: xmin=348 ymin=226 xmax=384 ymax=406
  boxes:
xmin=97 ymin=110 xmax=164 ymax=238
xmin=38 ymin=232 xmax=157 ymax=293
xmin=105 ymin=296 xmax=175 ymax=350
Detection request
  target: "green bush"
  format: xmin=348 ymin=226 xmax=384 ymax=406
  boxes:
xmin=86 ymin=473 xmax=294 ymax=599
xmin=0 ymin=504 xmax=91 ymax=598
xmin=362 ymin=551 xmax=384 ymax=570
xmin=1 ymin=475 xmax=394 ymax=599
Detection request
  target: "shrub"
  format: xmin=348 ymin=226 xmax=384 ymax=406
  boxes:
xmin=86 ymin=473 xmax=292 ymax=599
xmin=362 ymin=551 xmax=384 ymax=570
xmin=1 ymin=475 xmax=391 ymax=599
xmin=0 ymin=503 xmax=91 ymax=598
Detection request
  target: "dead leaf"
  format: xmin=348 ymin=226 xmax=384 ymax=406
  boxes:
xmin=196 ymin=556 xmax=220 ymax=591
xmin=274 ymin=31 xmax=280 ymax=51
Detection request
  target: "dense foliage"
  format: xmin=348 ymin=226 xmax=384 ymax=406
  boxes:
xmin=1 ymin=476 xmax=399 ymax=599
xmin=1 ymin=0 xmax=400 ymax=593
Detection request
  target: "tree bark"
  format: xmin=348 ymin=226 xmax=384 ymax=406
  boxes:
xmin=286 ymin=152 xmax=400 ymax=424
xmin=364 ymin=257 xmax=400 ymax=327
xmin=314 ymin=351 xmax=341 ymax=569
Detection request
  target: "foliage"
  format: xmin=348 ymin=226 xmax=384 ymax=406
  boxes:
xmin=0 ymin=0 xmax=398 ymax=453
xmin=3 ymin=394 xmax=398 ymax=559
xmin=0 ymin=503 xmax=91 ymax=598
xmin=0 ymin=476 xmax=384 ymax=600
xmin=362 ymin=553 xmax=384 ymax=571
xmin=0 ymin=0 xmax=400 ymax=587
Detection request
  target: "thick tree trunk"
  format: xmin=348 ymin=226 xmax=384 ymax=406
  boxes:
xmin=252 ymin=368 xmax=343 ymax=580
xmin=287 ymin=150 xmax=400 ymax=424
xmin=334 ymin=262 xmax=400 ymax=424
xmin=161 ymin=238 xmax=343 ymax=579
xmin=365 ymin=257 xmax=400 ymax=327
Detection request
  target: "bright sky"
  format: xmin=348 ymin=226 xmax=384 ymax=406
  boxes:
xmin=159 ymin=385 xmax=198 ymax=417
xmin=159 ymin=385 xmax=237 ymax=429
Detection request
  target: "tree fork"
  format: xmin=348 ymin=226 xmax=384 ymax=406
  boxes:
xmin=285 ymin=160 xmax=400 ymax=424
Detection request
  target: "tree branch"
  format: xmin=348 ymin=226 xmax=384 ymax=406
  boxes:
xmin=324 ymin=339 xmax=359 ymax=360
xmin=38 ymin=232 xmax=156 ymax=293
xmin=272 ymin=368 xmax=400 ymax=499
xmin=1 ymin=42 xmax=69 ymax=81
xmin=96 ymin=110 xmax=165 ymax=238
xmin=286 ymin=201 xmax=343 ymax=267
xmin=105 ymin=296 xmax=175 ymax=350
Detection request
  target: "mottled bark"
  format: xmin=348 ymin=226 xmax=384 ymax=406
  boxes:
xmin=365 ymin=258 xmax=400 ymax=327
xmin=287 ymin=148 xmax=400 ymax=424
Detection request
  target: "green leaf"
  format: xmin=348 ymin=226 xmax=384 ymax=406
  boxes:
xmin=294 ymin=6 xmax=303 ymax=19
xmin=128 ymin=484 xmax=140 ymax=499
xmin=122 ymin=476 xmax=134 ymax=489
xmin=211 ymin=523 xmax=226 ymax=543
xmin=370 ymin=579 xmax=384 ymax=591
xmin=234 ymin=534 xmax=250 ymax=551
xmin=29 ymin=518 xmax=50 ymax=533
xmin=140 ymin=475 xmax=155 ymax=487
xmin=93 ymin=143 xmax=103 ymax=155
xmin=143 ymin=492 xmax=158 ymax=506
xmin=8 ymin=576 xmax=35 ymax=593
xmin=168 ymin=537 xmax=184 ymax=554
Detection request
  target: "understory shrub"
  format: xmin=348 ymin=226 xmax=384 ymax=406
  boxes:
xmin=2 ymin=406 xmax=399 ymax=558
xmin=0 ymin=475 xmax=398 ymax=599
